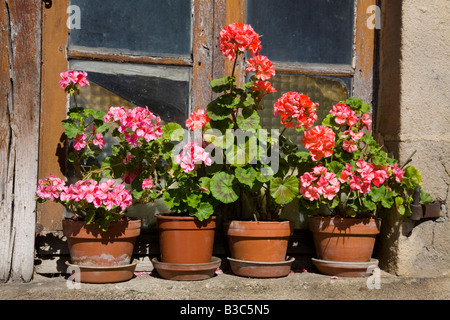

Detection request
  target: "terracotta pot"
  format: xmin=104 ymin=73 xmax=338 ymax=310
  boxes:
xmin=156 ymin=215 xmax=217 ymax=264
xmin=62 ymin=219 xmax=141 ymax=266
xmin=308 ymin=216 xmax=381 ymax=262
xmin=225 ymin=220 xmax=293 ymax=263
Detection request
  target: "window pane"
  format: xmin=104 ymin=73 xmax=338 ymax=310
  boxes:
xmin=69 ymin=0 xmax=192 ymax=57
xmin=258 ymin=74 xmax=350 ymax=145
xmin=69 ymin=60 xmax=191 ymax=125
xmin=246 ymin=0 xmax=355 ymax=65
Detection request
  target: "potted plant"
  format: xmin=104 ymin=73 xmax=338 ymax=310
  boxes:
xmin=36 ymin=71 xmax=140 ymax=283
xmin=172 ymin=23 xmax=320 ymax=278
xmin=296 ymin=97 xmax=433 ymax=276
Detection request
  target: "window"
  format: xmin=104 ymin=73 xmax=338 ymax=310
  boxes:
xmin=38 ymin=0 xmax=375 ymax=231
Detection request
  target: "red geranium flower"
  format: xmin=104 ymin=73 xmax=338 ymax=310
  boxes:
xmin=246 ymin=55 xmax=276 ymax=81
xmin=219 ymin=23 xmax=261 ymax=61
xmin=273 ymin=91 xmax=318 ymax=129
xmin=301 ymin=125 xmax=335 ymax=161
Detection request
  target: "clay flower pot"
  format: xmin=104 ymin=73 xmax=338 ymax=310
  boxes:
xmin=224 ymin=220 xmax=294 ymax=278
xmin=225 ymin=220 xmax=293 ymax=262
xmin=153 ymin=215 xmax=220 ymax=280
xmin=308 ymin=216 xmax=381 ymax=277
xmin=156 ymin=214 xmax=217 ymax=264
xmin=63 ymin=218 xmax=141 ymax=283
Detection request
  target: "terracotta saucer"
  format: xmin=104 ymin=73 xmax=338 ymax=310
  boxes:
xmin=312 ymin=258 xmax=379 ymax=277
xmin=65 ymin=260 xmax=139 ymax=283
xmin=227 ymin=256 xmax=295 ymax=278
xmin=151 ymin=256 xmax=222 ymax=281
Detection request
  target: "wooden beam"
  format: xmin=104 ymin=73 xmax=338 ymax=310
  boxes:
xmin=68 ymin=49 xmax=192 ymax=67
xmin=353 ymin=0 xmax=377 ymax=104
xmin=38 ymin=0 xmax=69 ymax=232
xmin=274 ymin=62 xmax=355 ymax=77
xmin=224 ymin=0 xmax=247 ymax=86
xmin=191 ymin=0 xmax=215 ymax=110
xmin=0 ymin=0 xmax=41 ymax=282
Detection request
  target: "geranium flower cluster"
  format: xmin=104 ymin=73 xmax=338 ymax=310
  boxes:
xmin=246 ymin=55 xmax=276 ymax=81
xmin=73 ymin=126 xmax=105 ymax=151
xmin=300 ymin=165 xmax=340 ymax=201
xmin=300 ymin=160 xmax=405 ymax=203
xmin=339 ymin=160 xmax=404 ymax=194
xmin=36 ymin=175 xmax=132 ymax=211
xmin=330 ymin=102 xmax=372 ymax=153
xmin=104 ymin=106 xmax=163 ymax=146
xmin=273 ymin=91 xmax=318 ymax=130
xmin=186 ymin=109 xmax=211 ymax=131
xmin=301 ymin=125 xmax=336 ymax=161
xmin=59 ymin=70 xmax=90 ymax=89
xmin=175 ymin=142 xmax=212 ymax=173
xmin=246 ymin=55 xmax=277 ymax=94
xmin=218 ymin=23 xmax=261 ymax=61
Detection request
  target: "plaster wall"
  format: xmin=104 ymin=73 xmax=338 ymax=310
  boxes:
xmin=376 ymin=0 xmax=450 ymax=276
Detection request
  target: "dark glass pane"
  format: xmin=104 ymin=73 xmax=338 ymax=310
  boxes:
xmin=246 ymin=0 xmax=355 ymax=65
xmin=69 ymin=0 xmax=192 ymax=57
xmin=258 ymin=74 xmax=350 ymax=145
xmin=70 ymin=60 xmax=191 ymax=125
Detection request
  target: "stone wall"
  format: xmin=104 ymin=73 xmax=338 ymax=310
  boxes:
xmin=376 ymin=0 xmax=450 ymax=276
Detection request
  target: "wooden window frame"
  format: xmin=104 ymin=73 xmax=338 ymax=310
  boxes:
xmin=38 ymin=0 xmax=375 ymax=231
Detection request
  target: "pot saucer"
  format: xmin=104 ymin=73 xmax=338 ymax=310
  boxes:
xmin=227 ymin=256 xmax=295 ymax=278
xmin=65 ymin=260 xmax=138 ymax=283
xmin=151 ymin=256 xmax=221 ymax=281
xmin=312 ymin=258 xmax=379 ymax=277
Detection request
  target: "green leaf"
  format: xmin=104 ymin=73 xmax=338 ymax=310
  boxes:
xmin=61 ymin=120 xmax=81 ymax=138
xmin=207 ymin=97 xmax=234 ymax=121
xmin=235 ymin=167 xmax=257 ymax=188
xmin=270 ymin=176 xmax=299 ymax=205
xmin=162 ymin=122 xmax=184 ymax=141
xmin=92 ymin=110 xmax=106 ymax=120
xmin=211 ymin=76 xmax=234 ymax=93
xmin=395 ymin=196 xmax=406 ymax=215
xmin=199 ymin=177 xmax=211 ymax=194
xmin=185 ymin=193 xmax=202 ymax=208
xmin=404 ymin=166 xmax=422 ymax=189
xmin=94 ymin=121 xmax=109 ymax=134
xmin=193 ymin=202 xmax=214 ymax=221
xmin=420 ymin=189 xmax=433 ymax=205
xmin=236 ymin=109 xmax=261 ymax=130
xmin=82 ymin=108 xmax=95 ymax=117
xmin=256 ymin=165 xmax=274 ymax=183
xmin=210 ymin=172 xmax=239 ymax=203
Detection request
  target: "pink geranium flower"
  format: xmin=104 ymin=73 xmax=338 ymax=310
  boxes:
xmin=299 ymin=165 xmax=340 ymax=201
xmin=175 ymin=142 xmax=212 ymax=173
xmin=104 ymin=106 xmax=162 ymax=146
xmin=142 ymin=178 xmax=153 ymax=190
xmin=186 ymin=109 xmax=211 ymax=131
xmin=73 ymin=134 xmax=87 ymax=150
xmin=59 ymin=70 xmax=90 ymax=89
xmin=93 ymin=133 xmax=105 ymax=149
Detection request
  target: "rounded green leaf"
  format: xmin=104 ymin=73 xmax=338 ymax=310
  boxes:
xmin=236 ymin=109 xmax=261 ymax=130
xmin=210 ymin=172 xmax=239 ymax=203
xmin=270 ymin=176 xmax=299 ymax=205
xmin=235 ymin=167 xmax=257 ymax=188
